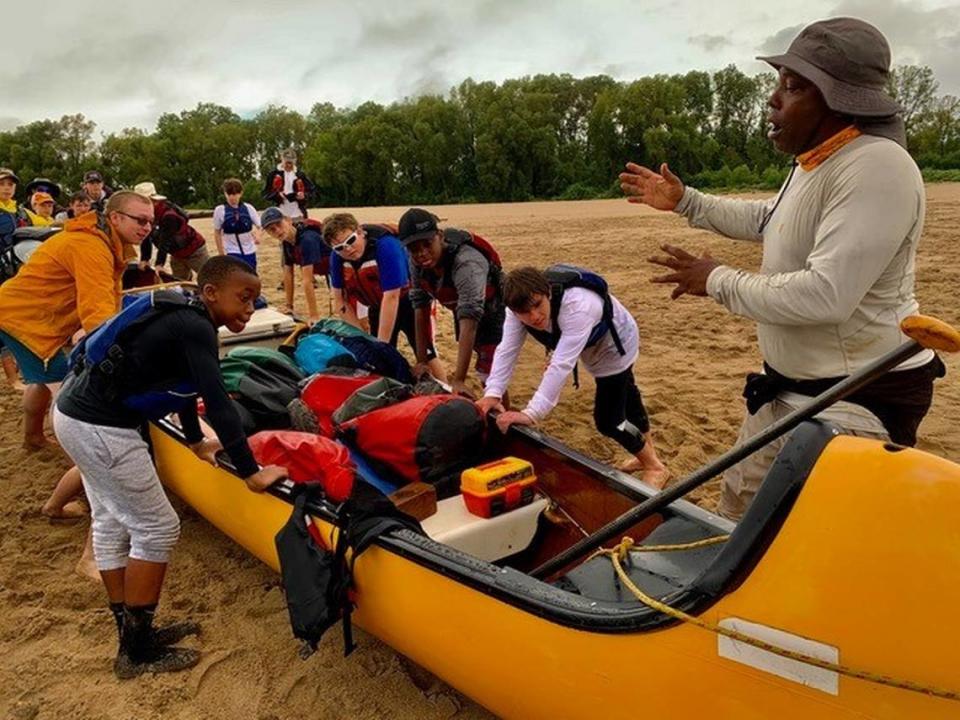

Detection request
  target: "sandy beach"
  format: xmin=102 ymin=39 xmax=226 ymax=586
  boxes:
xmin=3 ymin=186 xmax=959 ymax=719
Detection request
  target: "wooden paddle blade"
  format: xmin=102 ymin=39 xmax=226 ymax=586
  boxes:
xmin=901 ymin=315 xmax=960 ymax=352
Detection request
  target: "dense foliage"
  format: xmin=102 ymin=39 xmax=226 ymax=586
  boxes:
xmin=2 ymin=66 xmax=958 ymax=208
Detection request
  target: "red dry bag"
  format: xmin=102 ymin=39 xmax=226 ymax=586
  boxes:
xmin=249 ymin=431 xmax=355 ymax=502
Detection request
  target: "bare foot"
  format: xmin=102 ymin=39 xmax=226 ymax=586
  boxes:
xmin=640 ymin=469 xmax=671 ymax=491
xmin=75 ymin=534 xmax=100 ymax=583
xmin=617 ymin=457 xmax=644 ymax=473
xmin=42 ymin=499 xmax=88 ymax=523
xmin=24 ymin=436 xmax=60 ymax=452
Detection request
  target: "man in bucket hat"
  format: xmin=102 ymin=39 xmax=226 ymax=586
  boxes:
xmin=620 ymin=17 xmax=943 ymax=520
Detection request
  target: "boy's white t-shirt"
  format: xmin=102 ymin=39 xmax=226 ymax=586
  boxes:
xmin=213 ymin=202 xmax=261 ymax=255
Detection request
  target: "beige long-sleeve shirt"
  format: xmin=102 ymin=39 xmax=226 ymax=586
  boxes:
xmin=676 ymin=134 xmax=931 ymax=379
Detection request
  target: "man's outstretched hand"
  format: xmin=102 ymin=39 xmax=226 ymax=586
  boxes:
xmin=619 ymin=162 xmax=685 ymax=211
xmin=649 ymin=244 xmax=721 ymax=300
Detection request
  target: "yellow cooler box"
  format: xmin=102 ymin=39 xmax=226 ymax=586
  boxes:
xmin=461 ymin=457 xmax=537 ymax=518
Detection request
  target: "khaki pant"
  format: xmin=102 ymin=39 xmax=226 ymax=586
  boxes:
xmin=170 ymin=245 xmax=210 ymax=281
xmin=718 ymin=392 xmax=888 ymax=521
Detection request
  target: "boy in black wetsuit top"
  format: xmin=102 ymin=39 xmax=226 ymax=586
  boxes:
xmin=53 ymin=256 xmax=287 ymax=679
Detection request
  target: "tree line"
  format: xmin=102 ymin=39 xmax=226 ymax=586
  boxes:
xmin=2 ymin=66 xmax=958 ymax=209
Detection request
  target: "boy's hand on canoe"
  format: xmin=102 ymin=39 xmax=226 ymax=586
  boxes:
xmin=190 ymin=437 xmax=223 ymax=466
xmin=245 ymin=465 xmax=287 ymax=493
xmin=476 ymin=396 xmax=505 ymax=416
xmin=495 ymin=410 xmax=535 ymax=434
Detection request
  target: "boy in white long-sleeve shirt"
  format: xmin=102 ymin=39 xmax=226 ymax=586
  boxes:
xmin=478 ymin=266 xmax=668 ymax=488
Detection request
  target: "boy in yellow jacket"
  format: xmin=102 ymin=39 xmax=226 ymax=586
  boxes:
xmin=0 ymin=190 xmax=154 ymax=448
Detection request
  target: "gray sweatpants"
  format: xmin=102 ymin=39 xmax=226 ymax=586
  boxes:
xmin=52 ymin=407 xmax=180 ymax=570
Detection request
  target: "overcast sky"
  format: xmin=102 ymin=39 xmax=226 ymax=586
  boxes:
xmin=5 ymin=0 xmax=959 ymax=136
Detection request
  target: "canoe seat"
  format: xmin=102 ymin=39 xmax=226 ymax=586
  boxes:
xmin=421 ymin=495 xmax=550 ymax=563
xmin=558 ymin=518 xmax=725 ymax=603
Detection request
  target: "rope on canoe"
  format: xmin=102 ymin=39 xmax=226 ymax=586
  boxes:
xmin=600 ymin=536 xmax=960 ymax=703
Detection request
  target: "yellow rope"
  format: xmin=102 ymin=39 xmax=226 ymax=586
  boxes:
xmin=602 ymin=537 xmax=960 ymax=703
xmin=584 ymin=534 xmax=730 ymax=565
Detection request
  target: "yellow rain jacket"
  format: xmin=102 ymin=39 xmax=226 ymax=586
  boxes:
xmin=0 ymin=211 xmax=125 ymax=361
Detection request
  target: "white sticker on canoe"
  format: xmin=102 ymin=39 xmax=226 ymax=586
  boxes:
xmin=718 ymin=617 xmax=839 ymax=695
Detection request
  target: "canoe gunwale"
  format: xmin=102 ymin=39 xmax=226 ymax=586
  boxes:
xmin=150 ymin=418 xmax=831 ymax=634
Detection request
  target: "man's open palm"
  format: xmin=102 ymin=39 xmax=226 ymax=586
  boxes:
xmin=619 ymin=162 xmax=685 ymax=211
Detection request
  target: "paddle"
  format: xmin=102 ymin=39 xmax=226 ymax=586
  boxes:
xmin=531 ymin=315 xmax=960 ymax=581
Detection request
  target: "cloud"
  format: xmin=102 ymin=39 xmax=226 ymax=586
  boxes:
xmin=1 ymin=0 xmax=957 ymax=136
xmin=757 ymin=23 xmax=805 ymax=56
xmin=688 ymin=34 xmax=733 ymax=53
xmin=757 ymin=2 xmax=960 ymax=92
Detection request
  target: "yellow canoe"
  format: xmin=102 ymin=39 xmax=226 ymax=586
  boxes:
xmin=151 ymin=410 xmax=960 ymax=720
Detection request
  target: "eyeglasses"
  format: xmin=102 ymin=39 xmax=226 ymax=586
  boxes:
xmin=331 ymin=232 xmax=358 ymax=253
xmin=117 ymin=211 xmax=154 ymax=228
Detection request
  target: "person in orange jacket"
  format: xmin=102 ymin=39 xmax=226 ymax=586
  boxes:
xmin=0 ymin=190 xmax=154 ymax=449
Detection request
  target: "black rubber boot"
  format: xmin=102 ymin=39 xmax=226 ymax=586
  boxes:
xmin=110 ymin=602 xmax=201 ymax=647
xmin=114 ymin=605 xmax=201 ymax=680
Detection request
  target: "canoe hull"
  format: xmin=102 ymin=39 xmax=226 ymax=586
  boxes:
xmin=151 ymin=424 xmax=960 ymax=719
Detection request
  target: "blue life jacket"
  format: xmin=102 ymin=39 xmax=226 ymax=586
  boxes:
xmin=524 ymin=264 xmax=626 ymax=356
xmin=222 ymin=203 xmax=254 ymax=235
xmin=69 ymin=289 xmax=203 ymax=418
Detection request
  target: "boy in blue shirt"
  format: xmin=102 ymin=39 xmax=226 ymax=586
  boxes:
xmin=261 ymin=207 xmax=329 ymax=324
xmin=324 ymin=212 xmax=443 ymax=378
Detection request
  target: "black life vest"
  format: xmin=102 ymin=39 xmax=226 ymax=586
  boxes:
xmin=418 ymin=228 xmax=502 ymax=310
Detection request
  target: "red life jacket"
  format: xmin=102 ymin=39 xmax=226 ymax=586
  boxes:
xmin=340 ymin=223 xmax=404 ymax=308
xmin=418 ymin=228 xmax=502 ymax=310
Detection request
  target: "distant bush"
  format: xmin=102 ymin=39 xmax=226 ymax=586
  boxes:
xmin=921 ymin=168 xmax=960 ymax=183
xmin=557 ymin=181 xmax=605 ymax=200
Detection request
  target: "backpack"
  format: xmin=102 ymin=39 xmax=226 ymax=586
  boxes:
xmin=69 ymin=289 xmax=203 ymax=417
xmin=0 ymin=225 xmax=58 ymax=284
xmin=308 ymin=318 xmax=369 ymax=341
xmin=293 ymin=334 xmax=356 ymax=375
xmin=220 ymin=347 xmax=306 ymax=430
xmin=337 ymin=335 xmax=414 ymax=384
xmin=151 ymin=202 xmax=195 ymax=254
xmin=221 ymin=202 xmax=254 ymax=235
xmin=337 ymin=394 xmax=486 ymax=490
xmin=525 ymin=263 xmax=625 ymax=356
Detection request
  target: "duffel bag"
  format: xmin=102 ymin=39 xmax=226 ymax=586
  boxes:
xmin=294 ymin=333 xmax=356 ymax=375
xmin=338 ymin=335 xmax=414 ymax=384
xmin=337 ymin=395 xmax=485 ymax=486
xmin=220 ymin=349 xmax=305 ymax=430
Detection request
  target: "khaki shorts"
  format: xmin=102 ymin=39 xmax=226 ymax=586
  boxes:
xmin=170 ymin=245 xmax=210 ymax=281
xmin=718 ymin=392 xmax=888 ymax=522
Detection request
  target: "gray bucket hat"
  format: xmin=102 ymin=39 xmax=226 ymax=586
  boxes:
xmin=758 ymin=17 xmax=901 ymax=118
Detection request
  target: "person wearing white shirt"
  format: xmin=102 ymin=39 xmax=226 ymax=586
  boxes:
xmin=478 ymin=266 xmax=668 ymax=488
xmin=213 ymin=178 xmax=261 ymax=270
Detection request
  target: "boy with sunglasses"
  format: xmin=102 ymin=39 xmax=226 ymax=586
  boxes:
xmin=0 ymin=190 xmax=154 ymax=449
xmin=260 ymin=207 xmax=330 ymax=325
xmin=323 ymin=213 xmax=444 ymax=376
